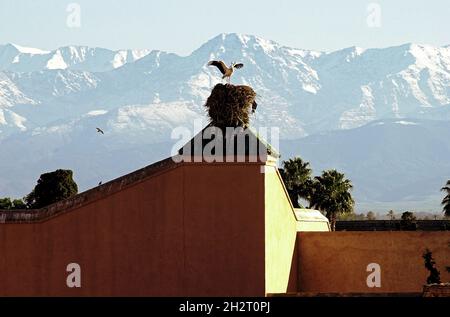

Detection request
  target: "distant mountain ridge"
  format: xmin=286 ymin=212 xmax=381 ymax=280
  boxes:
xmin=0 ymin=43 xmax=151 ymax=73
xmin=0 ymin=34 xmax=449 ymax=212
xmin=280 ymin=118 xmax=450 ymax=212
xmin=1 ymin=34 xmax=450 ymax=137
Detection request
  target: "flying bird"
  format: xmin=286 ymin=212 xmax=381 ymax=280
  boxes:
xmin=208 ymin=61 xmax=244 ymax=84
xmin=96 ymin=127 xmax=104 ymax=134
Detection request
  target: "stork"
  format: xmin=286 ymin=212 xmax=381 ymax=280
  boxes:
xmin=208 ymin=60 xmax=244 ymax=84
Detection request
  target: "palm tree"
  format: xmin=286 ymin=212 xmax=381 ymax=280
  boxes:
xmin=279 ymin=157 xmax=313 ymax=208
xmin=441 ymin=180 xmax=450 ymax=218
xmin=387 ymin=210 xmax=395 ymax=220
xmin=309 ymin=169 xmax=354 ymax=231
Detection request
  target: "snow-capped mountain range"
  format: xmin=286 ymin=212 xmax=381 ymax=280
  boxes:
xmin=0 ymin=43 xmax=150 ymax=73
xmin=1 ymin=33 xmax=449 ymax=211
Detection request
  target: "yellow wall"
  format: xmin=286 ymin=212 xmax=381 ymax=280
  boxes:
xmin=264 ymin=164 xmax=298 ymax=294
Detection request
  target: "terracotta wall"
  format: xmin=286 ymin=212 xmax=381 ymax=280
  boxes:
xmin=297 ymin=231 xmax=450 ymax=293
xmin=4 ymin=159 xmax=448 ymax=296
xmin=0 ymin=162 xmax=266 ymax=296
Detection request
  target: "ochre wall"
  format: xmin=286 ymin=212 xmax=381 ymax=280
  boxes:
xmin=4 ymin=159 xmax=449 ymax=296
xmin=0 ymin=162 xmax=266 ymax=296
xmin=263 ymin=164 xmax=298 ymax=294
xmin=297 ymin=231 xmax=450 ymax=293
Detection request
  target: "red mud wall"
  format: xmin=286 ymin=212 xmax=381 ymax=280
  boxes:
xmin=297 ymin=231 xmax=450 ymax=293
xmin=0 ymin=163 xmax=265 ymax=296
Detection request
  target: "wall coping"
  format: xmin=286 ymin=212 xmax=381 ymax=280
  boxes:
xmin=0 ymin=157 xmax=271 ymax=224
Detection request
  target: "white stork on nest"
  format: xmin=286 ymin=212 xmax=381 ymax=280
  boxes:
xmin=208 ymin=60 xmax=244 ymax=84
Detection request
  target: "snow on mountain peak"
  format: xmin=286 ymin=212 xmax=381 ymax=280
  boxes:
xmin=406 ymin=43 xmax=450 ymax=70
xmin=46 ymin=50 xmax=68 ymax=69
xmin=10 ymin=43 xmax=50 ymax=55
xmin=199 ymin=33 xmax=282 ymax=55
xmin=325 ymin=46 xmax=366 ymax=62
xmin=234 ymin=33 xmax=279 ymax=53
xmin=0 ymin=44 xmax=151 ymax=72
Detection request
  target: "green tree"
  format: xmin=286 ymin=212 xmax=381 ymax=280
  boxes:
xmin=309 ymin=169 xmax=354 ymax=231
xmin=366 ymin=211 xmax=376 ymax=220
xmin=0 ymin=197 xmax=13 ymax=209
xmin=12 ymin=199 xmax=26 ymax=209
xmin=279 ymin=157 xmax=313 ymax=208
xmin=25 ymin=169 xmax=78 ymax=209
xmin=441 ymin=180 xmax=450 ymax=217
xmin=400 ymin=211 xmax=418 ymax=230
xmin=401 ymin=211 xmax=416 ymax=222
xmin=0 ymin=198 xmax=27 ymax=210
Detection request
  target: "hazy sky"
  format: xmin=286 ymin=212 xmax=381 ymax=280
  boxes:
xmin=0 ymin=0 xmax=449 ymax=55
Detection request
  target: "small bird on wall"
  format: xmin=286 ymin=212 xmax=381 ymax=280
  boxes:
xmin=208 ymin=60 xmax=244 ymax=84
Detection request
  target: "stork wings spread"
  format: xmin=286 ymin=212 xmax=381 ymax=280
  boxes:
xmin=234 ymin=63 xmax=244 ymax=69
xmin=208 ymin=60 xmax=227 ymax=75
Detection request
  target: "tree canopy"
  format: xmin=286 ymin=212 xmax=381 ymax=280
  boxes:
xmin=309 ymin=169 xmax=354 ymax=231
xmin=25 ymin=169 xmax=78 ymax=209
xmin=0 ymin=197 xmax=26 ymax=210
xmin=279 ymin=157 xmax=355 ymax=231
xmin=366 ymin=211 xmax=376 ymax=220
xmin=279 ymin=157 xmax=313 ymax=208
xmin=400 ymin=211 xmax=418 ymax=230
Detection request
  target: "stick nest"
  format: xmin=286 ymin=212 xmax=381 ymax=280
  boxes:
xmin=205 ymin=84 xmax=256 ymax=128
